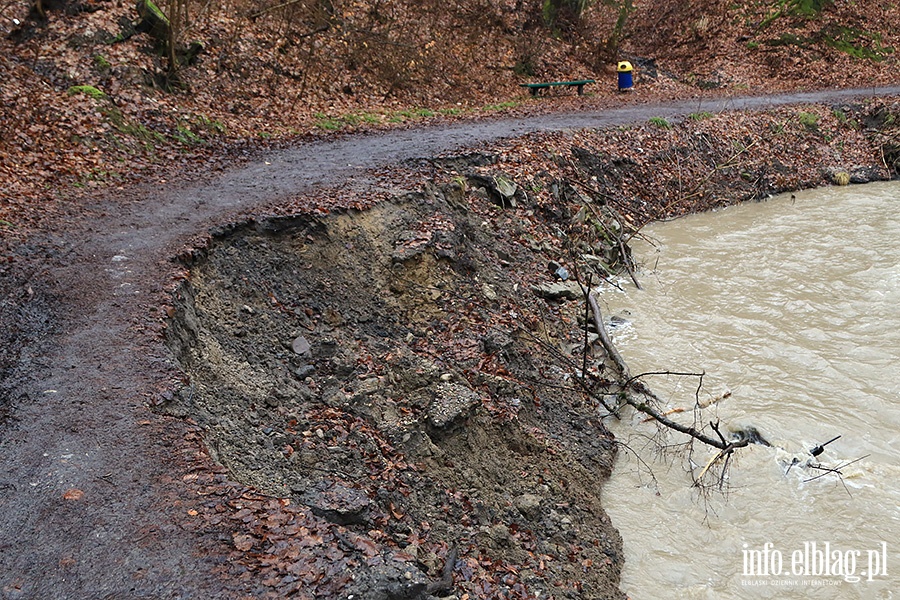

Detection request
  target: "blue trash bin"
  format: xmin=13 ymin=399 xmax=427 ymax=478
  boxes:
xmin=617 ymin=61 xmax=633 ymax=91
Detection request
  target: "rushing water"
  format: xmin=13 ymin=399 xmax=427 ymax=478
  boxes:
xmin=599 ymin=182 xmax=900 ymax=599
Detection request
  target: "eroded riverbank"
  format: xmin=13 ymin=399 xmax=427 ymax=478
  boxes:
xmin=162 ymin=98 xmax=900 ymax=598
xmin=166 ymin=183 xmax=628 ymax=599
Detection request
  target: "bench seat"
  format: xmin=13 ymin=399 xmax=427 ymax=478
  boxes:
xmin=520 ymin=79 xmax=595 ymax=96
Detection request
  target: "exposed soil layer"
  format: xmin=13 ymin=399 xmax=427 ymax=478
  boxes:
xmin=2 ymin=91 xmax=900 ymax=599
xmin=166 ymin=193 xmax=625 ymax=598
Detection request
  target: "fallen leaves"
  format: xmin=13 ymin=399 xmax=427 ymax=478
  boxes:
xmin=62 ymin=488 xmax=84 ymax=501
xmin=3 ymin=0 xmax=896 ymax=246
xmin=232 ymin=533 xmax=256 ymax=552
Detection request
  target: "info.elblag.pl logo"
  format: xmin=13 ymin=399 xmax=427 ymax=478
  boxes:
xmin=741 ymin=541 xmax=889 ymax=585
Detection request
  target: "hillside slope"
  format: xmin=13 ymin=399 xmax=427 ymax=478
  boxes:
xmin=1 ymin=0 xmax=898 ymax=235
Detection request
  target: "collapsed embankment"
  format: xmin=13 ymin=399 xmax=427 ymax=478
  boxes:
xmin=162 ymin=97 xmax=900 ymax=599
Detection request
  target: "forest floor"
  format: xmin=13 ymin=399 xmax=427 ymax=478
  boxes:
xmin=4 ymin=0 xmax=900 ymax=242
xmin=2 ymin=85 xmax=900 ymax=599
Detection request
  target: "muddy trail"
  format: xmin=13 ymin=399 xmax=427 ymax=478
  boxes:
xmin=2 ymin=87 xmax=899 ymax=600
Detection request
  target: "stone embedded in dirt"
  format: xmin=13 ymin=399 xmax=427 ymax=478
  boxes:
xmin=323 ymin=307 xmax=343 ymax=326
xmin=391 ymin=230 xmax=431 ymax=263
xmin=531 ymin=281 xmax=582 ymax=301
xmin=291 ymin=335 xmax=311 ymax=355
xmin=329 ymin=355 xmax=357 ymax=377
xmin=294 ymin=364 xmax=315 ymax=379
xmin=474 ymin=522 xmax=514 ymax=550
xmin=466 ymin=172 xmax=520 ymax=208
xmin=547 ymin=260 xmax=569 ymax=281
xmin=494 ymin=175 xmax=517 ymax=200
xmin=850 ymin=165 xmax=885 ymax=183
xmin=341 ymin=558 xmax=431 ymax=600
xmin=488 ymin=523 xmax=511 ymax=545
xmin=316 ymin=337 xmax=338 ymax=358
xmin=356 ymin=377 xmax=384 ymax=395
xmin=401 ymin=430 xmax=441 ymax=457
xmin=426 ymin=382 xmax=482 ymax=428
xmin=515 ymin=493 xmax=543 ymax=521
xmin=306 ymin=483 xmax=372 ymax=526
xmin=482 ymin=330 xmax=514 ymax=355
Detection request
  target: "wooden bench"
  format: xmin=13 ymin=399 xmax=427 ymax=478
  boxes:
xmin=520 ymin=79 xmax=595 ymax=96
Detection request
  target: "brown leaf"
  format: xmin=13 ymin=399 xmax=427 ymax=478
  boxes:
xmin=233 ymin=533 xmax=256 ymax=551
xmin=353 ymin=535 xmax=380 ymax=558
xmin=62 ymin=488 xmax=84 ymax=501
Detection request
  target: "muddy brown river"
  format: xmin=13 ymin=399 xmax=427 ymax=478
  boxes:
xmin=599 ymin=182 xmax=900 ymax=598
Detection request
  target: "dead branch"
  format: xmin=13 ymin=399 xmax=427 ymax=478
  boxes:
xmin=640 ymin=406 xmax=685 ymax=423
xmin=802 ymin=455 xmax=870 ymax=498
xmin=580 ymin=281 xmax=749 ymax=452
xmin=803 ymin=455 xmax=869 ymax=483
xmin=581 ymin=282 xmax=631 ymax=378
xmin=809 ymin=435 xmax=841 ymax=457
xmin=616 ymin=232 xmax=642 ymax=289
xmin=581 ymin=273 xmax=595 ymax=380
xmin=628 ymin=392 xmax=747 ymax=451
xmin=575 ymin=197 xmax=642 ymax=289
xmin=614 ymin=437 xmax=661 ymax=493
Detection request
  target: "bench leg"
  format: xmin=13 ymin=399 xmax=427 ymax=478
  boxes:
xmin=530 ymin=87 xmax=539 ymax=97
xmin=577 ymin=84 xmax=584 ymax=95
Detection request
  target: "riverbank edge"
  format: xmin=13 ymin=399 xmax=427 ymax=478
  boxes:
xmin=458 ymin=95 xmax=900 ymax=595
xmin=157 ymin=95 xmax=900 ymax=598
xmin=0 ymin=93 xmax=898 ymax=599
xmin=457 ymin=95 xmax=900 ymax=596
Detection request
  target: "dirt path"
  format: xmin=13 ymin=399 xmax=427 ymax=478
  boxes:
xmin=2 ymin=86 xmax=899 ymax=599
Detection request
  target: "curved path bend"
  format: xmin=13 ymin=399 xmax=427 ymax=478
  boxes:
xmin=2 ymin=87 xmax=898 ymax=598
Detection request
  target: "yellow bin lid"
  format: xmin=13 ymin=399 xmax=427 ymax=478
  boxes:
xmin=617 ymin=61 xmax=633 ymax=72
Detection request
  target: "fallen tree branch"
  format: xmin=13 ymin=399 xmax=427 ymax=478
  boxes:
xmin=616 ymin=233 xmax=642 ymax=289
xmin=803 ymin=455 xmax=869 ymax=484
xmin=581 ymin=282 xmax=631 ymax=379
xmin=628 ymin=394 xmax=745 ymax=451
xmin=580 ymin=282 xmax=748 ymax=452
